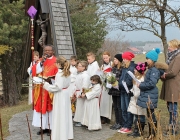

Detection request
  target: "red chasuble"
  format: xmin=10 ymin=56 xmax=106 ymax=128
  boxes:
xmin=33 ymin=56 xmax=58 ymax=114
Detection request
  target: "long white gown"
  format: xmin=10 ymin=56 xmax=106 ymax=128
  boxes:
xmin=100 ymin=63 xmax=113 ymax=119
xmin=87 ymin=61 xmax=99 ymax=77
xmin=32 ymin=57 xmax=53 ymax=130
xmin=81 ymin=84 xmax=102 ymax=130
xmin=43 ymin=69 xmax=73 ymax=140
xmin=69 ymin=65 xmax=77 ymax=97
xmin=73 ymin=71 xmax=90 ymax=123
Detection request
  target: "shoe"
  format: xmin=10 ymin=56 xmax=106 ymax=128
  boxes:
xmin=37 ymin=129 xmax=48 ymax=135
xmin=110 ymin=124 xmax=117 ymax=129
xmin=117 ymin=127 xmax=125 ymax=133
xmin=106 ymin=118 xmax=110 ymax=124
xmin=101 ymin=119 xmax=106 ymax=124
xmin=163 ymin=130 xmax=178 ymax=136
xmin=120 ymin=128 xmax=132 ymax=134
xmin=47 ymin=130 xmax=51 ymax=136
xmin=163 ymin=131 xmax=170 ymax=137
xmin=75 ymin=122 xmax=82 ymax=127
xmin=112 ymin=124 xmax=122 ymax=130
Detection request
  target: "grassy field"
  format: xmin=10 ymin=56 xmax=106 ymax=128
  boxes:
xmin=0 ymin=95 xmax=31 ymax=138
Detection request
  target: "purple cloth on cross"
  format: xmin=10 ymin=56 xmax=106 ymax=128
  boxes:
xmin=27 ymin=6 xmax=37 ymax=18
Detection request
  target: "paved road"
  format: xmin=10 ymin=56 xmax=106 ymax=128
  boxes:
xmin=5 ymin=110 xmax=116 ymax=140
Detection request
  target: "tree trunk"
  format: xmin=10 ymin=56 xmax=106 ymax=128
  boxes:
xmin=160 ymin=10 xmax=168 ymax=61
xmin=1 ymin=51 xmax=21 ymax=106
xmin=160 ymin=0 xmax=168 ymax=61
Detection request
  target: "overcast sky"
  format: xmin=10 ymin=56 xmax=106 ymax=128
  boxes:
xmin=106 ymin=26 xmax=180 ymax=42
xmin=105 ymin=1 xmax=180 ymax=42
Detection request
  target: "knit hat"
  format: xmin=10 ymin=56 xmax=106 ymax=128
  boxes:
xmin=122 ymin=52 xmax=135 ymax=61
xmin=135 ymin=62 xmax=147 ymax=74
xmin=146 ymin=48 xmax=161 ymax=62
xmin=114 ymin=54 xmax=123 ymax=62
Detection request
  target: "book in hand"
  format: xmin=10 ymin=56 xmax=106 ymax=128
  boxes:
xmin=127 ymin=71 xmax=141 ymax=84
xmin=38 ymin=75 xmax=55 ymax=80
xmin=38 ymin=75 xmax=55 ymax=84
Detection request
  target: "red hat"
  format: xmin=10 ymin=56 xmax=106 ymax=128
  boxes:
xmin=122 ymin=52 xmax=135 ymax=61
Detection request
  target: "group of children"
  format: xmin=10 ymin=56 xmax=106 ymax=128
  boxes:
xmin=68 ymin=48 xmax=167 ymax=139
xmin=28 ymin=47 xmax=168 ymax=139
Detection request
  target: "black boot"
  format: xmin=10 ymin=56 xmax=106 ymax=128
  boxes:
xmin=133 ymin=122 xmax=145 ymax=138
xmin=106 ymin=118 xmax=110 ymax=124
xmin=146 ymin=122 xmax=156 ymax=139
xmin=152 ymin=122 xmax=157 ymax=137
xmin=127 ymin=121 xmax=139 ymax=137
xmin=112 ymin=123 xmax=122 ymax=130
xmin=47 ymin=130 xmax=51 ymax=136
xmin=110 ymin=123 xmax=117 ymax=129
xmin=37 ymin=129 xmax=48 ymax=135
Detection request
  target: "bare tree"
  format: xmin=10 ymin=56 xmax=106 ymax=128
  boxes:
xmin=97 ymin=34 xmax=130 ymax=64
xmin=97 ymin=0 xmax=180 ymax=59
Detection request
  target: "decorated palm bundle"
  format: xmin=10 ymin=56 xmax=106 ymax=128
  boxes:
xmin=82 ymin=88 xmax=92 ymax=94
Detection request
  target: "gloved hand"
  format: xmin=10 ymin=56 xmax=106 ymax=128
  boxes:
xmin=128 ymin=91 xmax=134 ymax=97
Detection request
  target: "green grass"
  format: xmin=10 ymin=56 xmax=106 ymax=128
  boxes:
xmin=0 ymin=95 xmax=31 ymax=138
xmin=133 ymin=53 xmax=165 ymax=63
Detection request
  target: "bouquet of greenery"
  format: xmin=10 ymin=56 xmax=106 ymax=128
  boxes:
xmin=106 ymin=73 xmax=119 ymax=89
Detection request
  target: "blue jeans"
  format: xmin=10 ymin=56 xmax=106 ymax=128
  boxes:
xmin=121 ymin=92 xmax=133 ymax=129
xmin=167 ymin=102 xmax=178 ymax=126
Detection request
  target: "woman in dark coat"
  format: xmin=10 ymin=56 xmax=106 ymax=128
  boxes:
xmin=160 ymin=39 xmax=180 ymax=135
xmin=109 ymin=54 xmax=123 ymax=130
xmin=137 ymin=48 xmax=160 ymax=139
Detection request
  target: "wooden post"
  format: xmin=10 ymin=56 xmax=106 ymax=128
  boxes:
xmin=26 ymin=114 xmax=32 ymax=140
xmin=0 ymin=113 xmax=3 ymax=140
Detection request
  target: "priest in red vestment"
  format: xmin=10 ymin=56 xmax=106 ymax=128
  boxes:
xmin=32 ymin=45 xmax=58 ymax=136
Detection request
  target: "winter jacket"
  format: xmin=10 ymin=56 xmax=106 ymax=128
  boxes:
xmin=137 ymin=66 xmax=160 ymax=109
xmin=119 ymin=61 xmax=136 ymax=92
xmin=155 ymin=62 xmax=168 ymax=76
xmin=160 ymin=53 xmax=180 ymax=102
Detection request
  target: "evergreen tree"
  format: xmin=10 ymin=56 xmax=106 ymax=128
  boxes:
xmin=0 ymin=0 xmax=28 ymax=105
xmin=69 ymin=1 xmax=107 ymax=60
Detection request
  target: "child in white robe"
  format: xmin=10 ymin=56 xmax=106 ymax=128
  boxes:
xmin=73 ymin=61 xmax=91 ymax=127
xmin=81 ymin=75 xmax=102 ymax=130
xmin=27 ymin=51 xmax=40 ymax=105
xmin=100 ymin=51 xmax=113 ymax=124
xmin=69 ymin=55 xmax=78 ymax=97
xmin=43 ymin=56 xmax=73 ymax=140
xmin=86 ymin=52 xmax=100 ymax=77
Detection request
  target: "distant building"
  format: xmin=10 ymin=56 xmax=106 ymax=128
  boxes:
xmin=142 ymin=43 xmax=163 ymax=53
xmin=125 ymin=47 xmax=141 ymax=54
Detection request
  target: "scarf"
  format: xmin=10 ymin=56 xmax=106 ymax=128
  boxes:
xmin=166 ymin=49 xmax=180 ymax=65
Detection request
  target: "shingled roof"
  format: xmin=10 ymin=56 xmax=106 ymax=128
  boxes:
xmin=48 ymin=0 xmax=76 ymax=59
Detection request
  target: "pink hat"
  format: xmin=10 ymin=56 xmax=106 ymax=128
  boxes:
xmin=135 ymin=63 xmax=147 ymax=74
xmin=122 ymin=52 xmax=135 ymax=61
